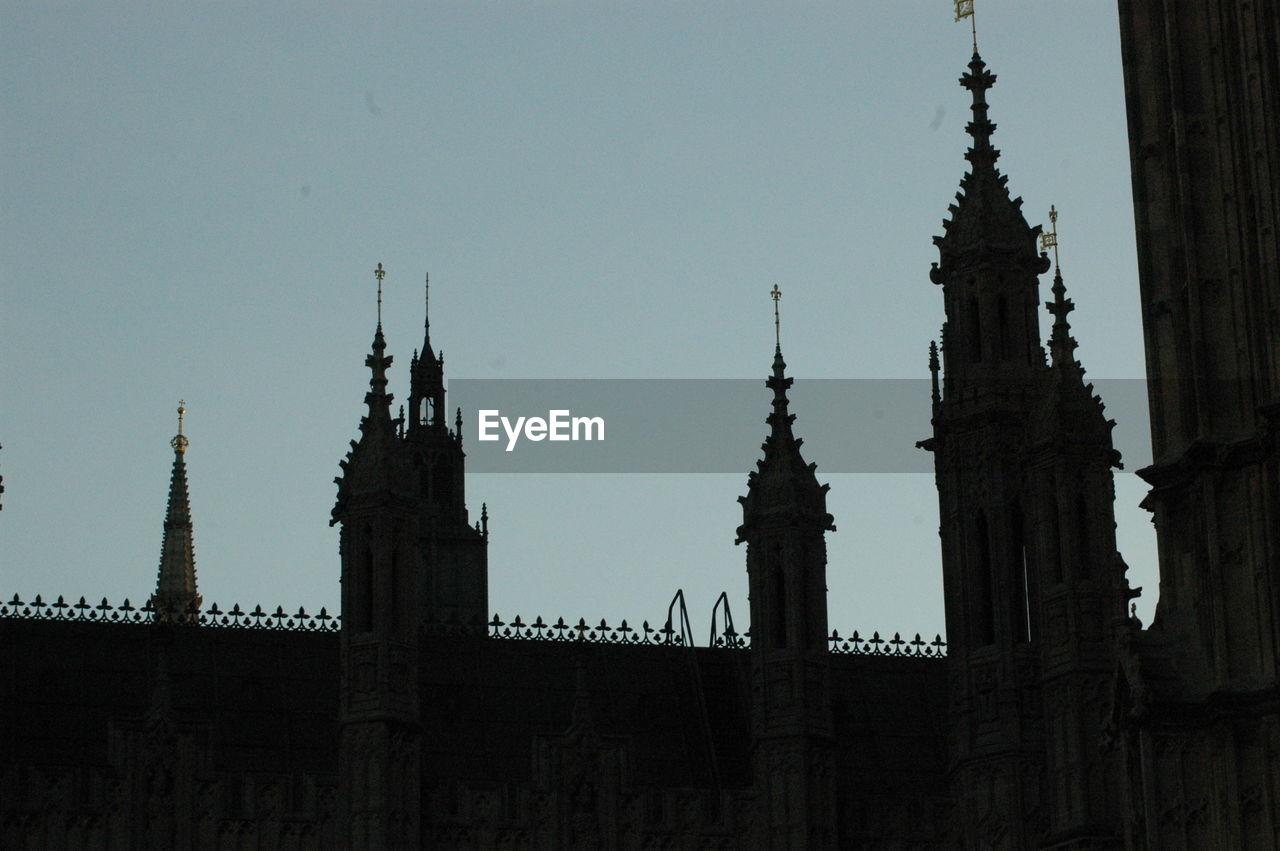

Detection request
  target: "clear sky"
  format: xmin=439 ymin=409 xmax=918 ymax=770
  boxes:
xmin=1 ymin=2 xmax=1156 ymax=639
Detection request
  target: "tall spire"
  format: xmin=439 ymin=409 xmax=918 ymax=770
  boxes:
xmin=1031 ymin=207 xmax=1118 ymax=457
xmin=960 ymin=52 xmax=997 ymax=167
xmin=423 ymin=272 xmax=432 ymax=360
xmin=1041 ymin=206 xmax=1080 ymax=370
xmin=930 ymin=48 xmax=1045 ymax=271
xmin=409 ymin=271 xmax=446 ymax=433
xmin=363 ymin=264 xmax=395 ymax=435
xmin=929 ymin=45 xmax=1050 ymax=385
xmin=737 ymin=287 xmax=833 ymax=541
xmin=153 ymin=401 xmax=200 ymax=622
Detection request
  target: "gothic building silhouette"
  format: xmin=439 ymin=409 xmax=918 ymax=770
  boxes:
xmin=3 ymin=3 xmax=1277 ymax=847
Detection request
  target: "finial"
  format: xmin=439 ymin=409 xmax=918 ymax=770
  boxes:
xmin=1043 ymin=207 xmax=1079 ymax=368
xmin=171 ymin=400 xmax=189 ymax=454
xmin=954 ymin=0 xmax=977 ymax=53
xmin=1040 ymin=204 xmax=1061 ymax=270
xmin=424 ymin=272 xmax=430 ymax=336
xmin=374 ymin=262 xmax=386 ymax=327
xmin=770 ymin=284 xmax=782 ymax=350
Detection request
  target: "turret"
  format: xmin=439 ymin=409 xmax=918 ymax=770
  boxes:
xmin=925 ymin=50 xmax=1050 ymax=849
xmin=151 ymin=401 xmax=201 ymax=623
xmin=736 ymin=286 xmax=836 ymax=849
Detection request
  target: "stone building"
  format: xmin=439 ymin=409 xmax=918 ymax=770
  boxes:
xmin=2 ymin=2 xmax=1276 ymax=847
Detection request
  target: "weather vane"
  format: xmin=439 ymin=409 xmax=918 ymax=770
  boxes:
xmin=374 ymin=262 xmax=386 ymax=326
xmin=1040 ymin=205 xmax=1061 ymax=268
xmin=771 ymin=284 xmax=782 ymax=348
xmin=954 ymin=0 xmax=977 ymax=52
xmin=171 ymin=400 xmax=189 ymax=454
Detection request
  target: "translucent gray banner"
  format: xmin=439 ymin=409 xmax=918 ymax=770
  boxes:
xmin=447 ymin=379 xmax=1152 ymax=473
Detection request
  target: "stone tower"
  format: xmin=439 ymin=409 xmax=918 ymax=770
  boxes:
xmin=924 ymin=51 xmax=1130 ymax=848
xmin=332 ymin=287 xmax=422 ymax=848
xmin=736 ymin=301 xmax=837 ymax=849
xmin=151 ymin=401 xmax=201 ymax=623
xmin=1025 ymin=252 xmax=1131 ymax=848
xmin=406 ymin=274 xmax=488 ymax=631
xmin=330 ymin=266 xmax=490 ymax=847
xmin=1112 ymin=1 xmax=1280 ymax=846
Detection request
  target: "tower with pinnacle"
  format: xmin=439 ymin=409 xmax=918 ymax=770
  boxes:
xmin=923 ymin=47 xmax=1129 ymax=849
xmin=330 ymin=265 xmax=489 ymax=847
xmin=405 ymin=273 xmax=488 ymax=631
xmin=736 ymin=287 xmax=838 ymax=849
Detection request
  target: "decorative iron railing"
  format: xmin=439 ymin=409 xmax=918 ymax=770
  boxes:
xmin=828 ymin=628 xmax=947 ymax=657
xmin=0 ymin=594 xmax=340 ymax=631
xmin=486 ymin=613 xmax=692 ymax=646
xmin=1 ymin=594 xmax=945 ymax=656
xmin=486 ymin=613 xmax=946 ymax=657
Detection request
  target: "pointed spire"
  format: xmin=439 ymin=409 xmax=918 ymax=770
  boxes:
xmin=363 ymin=264 xmax=395 ymax=435
xmin=1030 ymin=208 xmax=1118 ymax=458
xmin=931 ymin=49 xmax=1048 ymax=275
xmin=423 ymin=272 xmax=433 ymax=360
xmin=960 ymin=52 xmax=997 ymax=167
xmin=1041 ymin=206 xmax=1080 ymax=370
xmin=409 ymin=271 xmax=445 ymax=433
xmin=737 ymin=288 xmax=834 ymax=541
xmin=153 ymin=401 xmax=200 ymax=623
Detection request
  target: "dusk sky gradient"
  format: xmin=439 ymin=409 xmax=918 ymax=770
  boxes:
xmin=1 ymin=2 xmax=1156 ymax=639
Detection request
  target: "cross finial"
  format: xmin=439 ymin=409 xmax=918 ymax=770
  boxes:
xmin=1039 ymin=205 xmax=1061 ymax=269
xmin=954 ymin=0 xmax=977 ymax=52
xmin=171 ymin=400 xmax=189 ymax=454
xmin=374 ymin=262 xmax=386 ymax=326
xmin=770 ymin=284 xmax=782 ymax=349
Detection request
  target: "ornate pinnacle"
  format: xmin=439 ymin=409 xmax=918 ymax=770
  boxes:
xmin=170 ymin=400 xmax=189 ymax=454
xmin=1043 ymin=207 xmax=1079 ymax=369
xmin=960 ymin=52 xmax=998 ymax=164
xmin=363 ymin=265 xmax=394 ymax=427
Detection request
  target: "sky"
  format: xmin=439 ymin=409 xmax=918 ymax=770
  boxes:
xmin=1 ymin=2 xmax=1157 ymax=640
